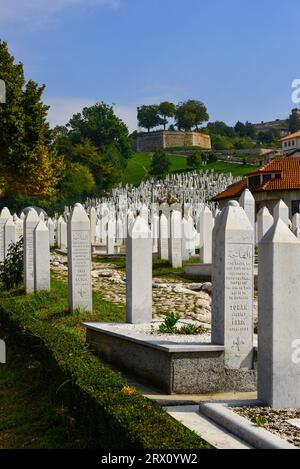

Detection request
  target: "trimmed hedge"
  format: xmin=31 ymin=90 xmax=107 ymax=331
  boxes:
xmin=0 ymin=279 xmax=211 ymax=449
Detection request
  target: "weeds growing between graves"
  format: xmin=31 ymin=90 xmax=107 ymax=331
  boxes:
xmin=158 ymin=313 xmax=207 ymax=335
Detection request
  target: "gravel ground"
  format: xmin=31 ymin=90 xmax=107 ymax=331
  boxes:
xmin=233 ymin=406 xmax=300 ymax=448
xmin=94 ymin=319 xmax=211 ymax=343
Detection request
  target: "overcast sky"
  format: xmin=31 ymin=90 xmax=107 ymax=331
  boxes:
xmin=1 ymin=0 xmax=299 ymax=132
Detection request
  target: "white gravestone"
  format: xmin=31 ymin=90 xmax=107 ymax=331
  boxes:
xmin=168 ymin=210 xmax=182 ymax=268
xmin=34 ymin=220 xmax=50 ymax=292
xmin=57 ymin=216 xmax=63 ymax=248
xmin=107 ymin=219 xmax=115 ymax=255
xmin=158 ymin=213 xmax=169 ymax=261
xmin=187 ymin=216 xmax=196 ymax=257
xmin=292 ymin=212 xmax=300 ymax=234
xmin=200 ymin=206 xmax=213 ymax=264
xmin=258 ymin=219 xmax=300 ymax=408
xmin=67 ymin=204 xmax=92 ymax=312
xmin=116 ymin=217 xmax=124 ymax=245
xmin=126 ymin=216 xmax=152 ymax=324
xmin=140 ymin=204 xmax=149 ymax=224
xmin=47 ymin=218 xmax=55 ymax=246
xmin=273 ymin=199 xmax=290 ymax=227
xmin=60 ymin=219 xmax=67 ymax=250
xmin=181 ymin=218 xmax=190 ymax=261
xmin=24 ymin=209 xmax=40 ymax=293
xmin=212 ymin=201 xmax=254 ymax=369
xmin=257 ymin=206 xmax=273 ymax=243
xmin=4 ymin=218 xmax=16 ymax=258
xmin=13 ymin=215 xmax=23 ymax=242
xmin=0 ymin=207 xmax=11 ymax=262
xmin=90 ymin=207 xmax=97 ymax=244
xmin=239 ymin=189 xmax=255 ymax=230
xmin=151 ymin=214 xmax=159 ymax=254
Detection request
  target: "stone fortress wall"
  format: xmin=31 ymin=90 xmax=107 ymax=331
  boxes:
xmin=133 ymin=131 xmax=211 ymax=152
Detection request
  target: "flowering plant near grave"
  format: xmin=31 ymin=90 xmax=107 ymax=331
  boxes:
xmin=0 ymin=238 xmax=23 ymax=290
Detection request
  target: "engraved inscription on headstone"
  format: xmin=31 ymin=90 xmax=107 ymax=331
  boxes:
xmin=226 ymin=243 xmax=253 ymax=362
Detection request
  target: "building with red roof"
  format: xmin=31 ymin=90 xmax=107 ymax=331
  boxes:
xmin=212 ymin=157 xmax=300 ymax=217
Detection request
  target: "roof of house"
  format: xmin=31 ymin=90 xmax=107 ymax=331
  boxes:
xmin=280 ymin=130 xmax=300 ymax=142
xmin=212 ymin=157 xmax=300 ymax=201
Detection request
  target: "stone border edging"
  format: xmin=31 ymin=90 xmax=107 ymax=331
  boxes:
xmin=199 ymin=401 xmax=297 ymax=450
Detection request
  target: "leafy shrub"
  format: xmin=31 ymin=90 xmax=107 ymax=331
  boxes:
xmin=150 ymin=150 xmax=171 ymax=177
xmin=255 ymin=415 xmax=267 ymax=427
xmin=0 ymin=238 xmax=23 ymax=290
xmin=159 ymin=312 xmax=180 ymax=333
xmin=187 ymin=151 xmax=203 ymax=169
xmin=159 ymin=314 xmax=207 ymax=335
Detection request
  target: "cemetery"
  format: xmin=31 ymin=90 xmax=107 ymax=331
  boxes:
xmin=1 ymin=163 xmax=300 ymax=450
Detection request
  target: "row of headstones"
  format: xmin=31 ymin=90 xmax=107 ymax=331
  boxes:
xmin=123 ymin=194 xmax=300 ymax=409
xmin=90 ymin=168 xmax=240 ymax=212
xmin=55 ymin=201 xmax=218 ymax=264
xmin=18 ymin=198 xmax=300 ymax=408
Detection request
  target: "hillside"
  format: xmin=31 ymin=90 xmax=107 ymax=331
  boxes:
xmin=122 ymin=152 xmax=258 ymax=186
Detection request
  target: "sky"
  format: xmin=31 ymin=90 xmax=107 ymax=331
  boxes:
xmin=0 ymin=0 xmax=300 ymax=132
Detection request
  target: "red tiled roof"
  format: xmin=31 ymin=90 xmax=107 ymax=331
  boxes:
xmin=212 ymin=180 xmax=247 ymax=201
xmin=280 ymin=131 xmax=300 ymax=142
xmin=212 ymin=157 xmax=300 ymax=201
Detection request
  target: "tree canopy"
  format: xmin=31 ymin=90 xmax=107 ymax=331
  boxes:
xmin=0 ymin=40 xmax=64 ymax=204
xmin=159 ymin=102 xmax=176 ymax=130
xmin=175 ymin=100 xmax=209 ymax=131
xmin=137 ymin=105 xmax=162 ymax=132
xmin=55 ymin=102 xmax=132 ymax=203
xmin=288 ymin=110 xmax=300 ymax=133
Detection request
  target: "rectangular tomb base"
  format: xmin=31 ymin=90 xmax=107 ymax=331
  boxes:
xmin=83 ymin=322 xmax=257 ymax=394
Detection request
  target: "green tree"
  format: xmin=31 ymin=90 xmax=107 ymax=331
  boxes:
xmin=0 ymin=40 xmax=64 ymax=201
xmin=60 ymin=163 xmax=96 ymax=204
xmin=175 ymin=100 xmax=209 ymax=131
xmin=245 ymin=121 xmax=256 ymax=139
xmin=257 ymin=128 xmax=280 ymax=145
xmin=137 ymin=105 xmax=162 ymax=132
xmin=211 ymin=134 xmax=234 ymax=150
xmin=67 ymin=102 xmax=131 ymax=160
xmin=234 ymin=121 xmax=247 ymax=137
xmin=234 ymin=137 xmax=253 ymax=149
xmin=150 ymin=150 xmax=171 ymax=177
xmin=159 ymin=101 xmax=176 ymax=130
xmin=288 ymin=110 xmax=300 ymax=133
xmin=206 ymin=121 xmax=236 ymax=138
xmin=187 ymin=151 xmax=203 ymax=169
xmin=54 ymin=102 xmax=131 ymax=196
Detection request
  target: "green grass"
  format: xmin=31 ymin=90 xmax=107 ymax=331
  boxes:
xmin=205 ymin=161 xmax=257 ymax=176
xmin=0 ymin=338 xmax=105 ymax=449
xmin=93 ymin=256 xmax=200 ymax=282
xmin=123 ymin=152 xmax=258 ymax=186
xmin=0 ymin=276 xmax=210 ymax=449
xmin=123 ymin=152 xmax=188 ymax=185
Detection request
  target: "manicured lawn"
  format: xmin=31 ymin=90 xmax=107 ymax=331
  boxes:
xmin=123 ymin=152 xmax=188 ymax=185
xmin=205 ymin=161 xmax=257 ymax=176
xmin=123 ymin=152 xmax=258 ymax=186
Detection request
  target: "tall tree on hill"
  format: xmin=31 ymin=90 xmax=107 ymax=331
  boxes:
xmin=55 ymin=102 xmax=132 ymax=196
xmin=137 ymin=105 xmax=162 ymax=132
xmin=158 ymin=101 xmax=176 ymax=130
xmin=175 ymin=100 xmax=209 ymax=131
xmin=0 ymin=40 xmax=64 ymax=201
xmin=288 ymin=110 xmax=300 ymax=133
xmin=150 ymin=150 xmax=171 ymax=177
